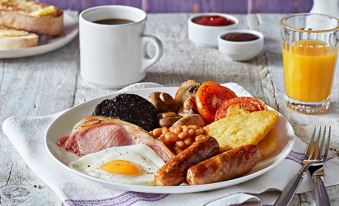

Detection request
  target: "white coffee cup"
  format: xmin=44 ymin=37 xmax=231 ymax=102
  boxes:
xmin=79 ymin=5 xmax=163 ymax=88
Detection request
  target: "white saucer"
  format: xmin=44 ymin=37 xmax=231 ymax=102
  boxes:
xmin=0 ymin=12 xmax=78 ymax=59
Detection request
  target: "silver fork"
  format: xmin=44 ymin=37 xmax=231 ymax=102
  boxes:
xmin=274 ymin=126 xmax=330 ymax=206
xmin=307 ymin=126 xmax=331 ymax=206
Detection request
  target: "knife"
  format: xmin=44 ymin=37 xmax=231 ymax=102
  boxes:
xmin=308 ymin=163 xmax=330 ymax=206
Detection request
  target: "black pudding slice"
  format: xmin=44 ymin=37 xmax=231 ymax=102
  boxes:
xmin=93 ymin=93 xmax=159 ymax=131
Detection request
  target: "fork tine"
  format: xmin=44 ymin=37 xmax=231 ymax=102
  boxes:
xmin=313 ymin=126 xmax=322 ymax=159
xmin=305 ymin=126 xmax=317 ymax=159
xmin=317 ymin=126 xmax=326 ymax=160
xmin=323 ymin=126 xmax=331 ymax=161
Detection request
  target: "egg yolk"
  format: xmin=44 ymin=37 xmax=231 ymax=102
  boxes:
xmin=100 ymin=160 xmax=143 ymax=176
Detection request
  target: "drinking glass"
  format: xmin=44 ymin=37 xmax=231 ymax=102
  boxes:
xmin=280 ymin=13 xmax=339 ymax=113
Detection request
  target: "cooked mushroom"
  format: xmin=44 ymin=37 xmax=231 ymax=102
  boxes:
xmin=159 ymin=112 xmax=182 ymax=127
xmin=149 ymin=92 xmax=178 ymax=113
xmin=174 ymin=80 xmax=200 ymax=105
xmin=177 ymin=95 xmax=197 ymax=116
xmin=172 ymin=114 xmax=205 ymax=127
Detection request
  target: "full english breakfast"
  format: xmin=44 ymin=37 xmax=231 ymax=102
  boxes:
xmin=58 ymin=80 xmax=280 ymax=186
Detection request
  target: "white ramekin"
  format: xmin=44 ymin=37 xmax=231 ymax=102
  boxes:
xmin=188 ymin=13 xmax=239 ymax=47
xmin=218 ymin=29 xmax=264 ymax=61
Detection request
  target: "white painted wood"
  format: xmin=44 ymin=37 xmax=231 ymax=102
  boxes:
xmin=1 ymin=13 xmax=338 ymax=205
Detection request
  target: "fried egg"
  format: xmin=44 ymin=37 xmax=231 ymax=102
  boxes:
xmin=69 ymin=144 xmax=165 ymax=185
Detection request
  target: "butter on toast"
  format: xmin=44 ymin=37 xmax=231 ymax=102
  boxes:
xmin=0 ymin=25 xmax=38 ymax=50
xmin=205 ymin=105 xmax=279 ymax=151
xmin=0 ymin=0 xmax=63 ymax=36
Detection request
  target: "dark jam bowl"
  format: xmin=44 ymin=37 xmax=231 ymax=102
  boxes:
xmin=218 ymin=30 xmax=264 ymax=61
xmin=188 ymin=13 xmax=239 ymax=47
xmin=221 ymin=32 xmax=260 ymax=42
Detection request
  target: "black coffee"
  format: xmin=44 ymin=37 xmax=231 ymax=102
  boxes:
xmin=94 ymin=18 xmax=134 ymax=25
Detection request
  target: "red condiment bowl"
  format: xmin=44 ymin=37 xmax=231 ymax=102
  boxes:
xmin=188 ymin=13 xmax=239 ymax=47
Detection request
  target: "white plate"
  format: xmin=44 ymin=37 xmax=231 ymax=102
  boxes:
xmin=45 ymin=85 xmax=295 ymax=194
xmin=0 ymin=12 xmax=78 ymax=58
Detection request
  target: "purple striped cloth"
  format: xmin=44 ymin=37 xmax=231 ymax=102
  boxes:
xmin=65 ymin=192 xmax=168 ymax=206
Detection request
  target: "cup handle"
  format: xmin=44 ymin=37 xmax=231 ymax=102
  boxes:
xmin=141 ymin=35 xmax=163 ymax=72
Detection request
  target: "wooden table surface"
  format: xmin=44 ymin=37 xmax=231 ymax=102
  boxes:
xmin=0 ymin=13 xmax=338 ymax=206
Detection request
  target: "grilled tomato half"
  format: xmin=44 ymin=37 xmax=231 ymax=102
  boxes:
xmin=215 ymin=97 xmax=267 ymax=121
xmin=196 ymin=81 xmax=237 ymax=123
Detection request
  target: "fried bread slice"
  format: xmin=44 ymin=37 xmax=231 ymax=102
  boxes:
xmin=227 ymin=105 xmax=279 ymax=159
xmin=258 ymin=128 xmax=279 ymax=159
xmin=205 ymin=105 xmax=278 ymax=151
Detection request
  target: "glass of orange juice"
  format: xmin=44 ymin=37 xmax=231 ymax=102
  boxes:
xmin=281 ymin=13 xmax=339 ymax=113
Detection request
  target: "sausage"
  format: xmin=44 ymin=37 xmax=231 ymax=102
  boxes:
xmin=186 ymin=144 xmax=261 ymax=185
xmin=154 ymin=135 xmax=219 ymax=186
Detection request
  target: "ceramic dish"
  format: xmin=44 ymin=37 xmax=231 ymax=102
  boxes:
xmin=188 ymin=13 xmax=238 ymax=47
xmin=0 ymin=12 xmax=78 ymax=59
xmin=45 ymin=84 xmax=295 ymax=194
xmin=218 ymin=29 xmax=264 ymax=61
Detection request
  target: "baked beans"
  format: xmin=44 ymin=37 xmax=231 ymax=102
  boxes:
xmin=150 ymin=125 xmax=208 ymax=154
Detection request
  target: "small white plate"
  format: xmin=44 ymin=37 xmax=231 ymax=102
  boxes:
xmin=45 ymin=85 xmax=295 ymax=194
xmin=0 ymin=12 xmax=78 ymax=59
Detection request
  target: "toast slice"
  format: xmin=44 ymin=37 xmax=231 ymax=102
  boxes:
xmin=0 ymin=0 xmax=63 ymax=36
xmin=205 ymin=105 xmax=278 ymax=151
xmin=0 ymin=26 xmax=38 ymax=50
